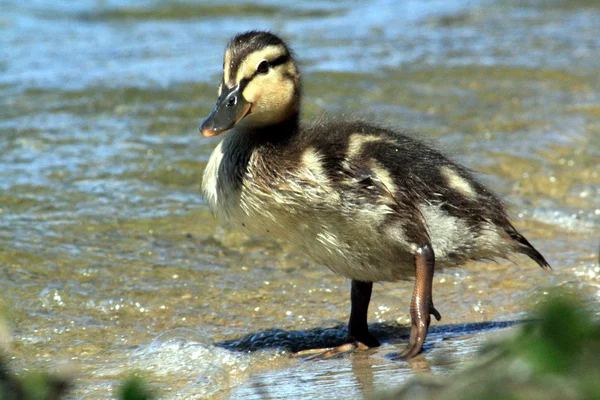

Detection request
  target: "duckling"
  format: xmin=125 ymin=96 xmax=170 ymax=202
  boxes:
xmin=199 ymin=31 xmax=550 ymax=359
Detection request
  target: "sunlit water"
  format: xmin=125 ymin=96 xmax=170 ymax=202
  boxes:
xmin=1 ymin=0 xmax=599 ymax=398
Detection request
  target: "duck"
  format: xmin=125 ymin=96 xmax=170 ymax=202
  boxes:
xmin=199 ymin=30 xmax=550 ymax=359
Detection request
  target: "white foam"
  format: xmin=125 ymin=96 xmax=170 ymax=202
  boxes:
xmin=130 ymin=328 xmax=253 ymax=399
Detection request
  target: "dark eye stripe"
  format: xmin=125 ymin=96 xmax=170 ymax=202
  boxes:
xmin=248 ymin=54 xmax=290 ymax=80
xmin=267 ymin=54 xmax=290 ymax=68
xmin=228 ymin=53 xmax=291 ymax=92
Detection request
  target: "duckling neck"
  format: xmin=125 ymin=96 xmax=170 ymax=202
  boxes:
xmin=218 ymin=112 xmax=300 ymax=195
xmin=246 ymin=112 xmax=300 ymax=146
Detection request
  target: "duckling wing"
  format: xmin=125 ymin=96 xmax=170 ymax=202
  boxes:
xmin=279 ymin=133 xmax=433 ymax=255
xmin=334 ymin=156 xmax=432 ymax=249
xmin=295 ymin=121 xmax=543 ymax=268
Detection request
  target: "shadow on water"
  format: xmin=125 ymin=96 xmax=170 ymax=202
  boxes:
xmin=216 ymin=320 xmax=523 ymax=354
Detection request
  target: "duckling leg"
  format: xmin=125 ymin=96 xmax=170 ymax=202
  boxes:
xmin=293 ymin=280 xmax=379 ymax=359
xmin=399 ymin=243 xmax=442 ymax=359
xmin=348 ymin=280 xmax=380 ymax=347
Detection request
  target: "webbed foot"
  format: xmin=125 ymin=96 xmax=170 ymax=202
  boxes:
xmin=293 ymin=341 xmax=371 ymax=360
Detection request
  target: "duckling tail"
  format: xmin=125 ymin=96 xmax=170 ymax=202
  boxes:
xmin=507 ymin=227 xmax=551 ymax=270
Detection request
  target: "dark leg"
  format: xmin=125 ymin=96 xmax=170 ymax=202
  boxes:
xmin=348 ymin=280 xmax=380 ymax=347
xmin=399 ymin=243 xmax=442 ymax=359
xmin=293 ymin=280 xmax=380 ymax=359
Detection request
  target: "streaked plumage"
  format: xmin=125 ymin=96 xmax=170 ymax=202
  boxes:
xmin=200 ymin=31 xmax=550 ymax=359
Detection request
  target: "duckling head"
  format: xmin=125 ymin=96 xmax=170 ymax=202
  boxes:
xmin=200 ymin=31 xmax=301 ymax=137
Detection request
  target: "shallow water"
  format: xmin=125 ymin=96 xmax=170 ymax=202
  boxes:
xmin=1 ymin=0 xmax=599 ymax=398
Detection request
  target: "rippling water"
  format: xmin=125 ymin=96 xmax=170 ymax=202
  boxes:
xmin=1 ymin=0 xmax=599 ymax=398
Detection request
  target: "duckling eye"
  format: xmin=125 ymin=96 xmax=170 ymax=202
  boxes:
xmin=257 ymin=60 xmax=270 ymax=74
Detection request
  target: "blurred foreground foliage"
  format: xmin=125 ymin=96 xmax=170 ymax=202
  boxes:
xmin=0 ymin=364 xmax=153 ymax=400
xmin=1 ymin=292 xmax=598 ymax=399
xmin=387 ymin=293 xmax=600 ymax=400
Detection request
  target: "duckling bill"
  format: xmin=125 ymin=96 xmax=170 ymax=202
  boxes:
xmin=199 ymin=31 xmax=550 ymax=359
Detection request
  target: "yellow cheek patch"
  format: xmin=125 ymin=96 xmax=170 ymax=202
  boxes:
xmin=241 ymin=69 xmax=296 ymax=124
xmin=242 ymin=78 xmax=262 ymax=104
